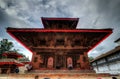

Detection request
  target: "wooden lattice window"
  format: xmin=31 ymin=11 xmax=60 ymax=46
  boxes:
xmin=39 ymin=39 xmax=46 ymax=46
xmin=74 ymin=40 xmax=81 ymax=46
xmin=56 ymin=39 xmax=64 ymax=46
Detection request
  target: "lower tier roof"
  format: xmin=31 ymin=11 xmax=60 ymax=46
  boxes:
xmin=7 ymin=28 xmax=112 ymax=54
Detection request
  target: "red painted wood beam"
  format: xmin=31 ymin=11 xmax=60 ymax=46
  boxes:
xmin=41 ymin=17 xmax=79 ymax=21
xmin=0 ymin=62 xmax=24 ymax=66
xmin=7 ymin=29 xmax=112 ymax=33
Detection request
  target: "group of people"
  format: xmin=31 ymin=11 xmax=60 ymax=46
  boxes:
xmin=15 ymin=67 xmax=19 ymax=73
xmin=14 ymin=64 xmax=33 ymax=73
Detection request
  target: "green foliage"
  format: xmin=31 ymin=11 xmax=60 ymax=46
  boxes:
xmin=89 ymin=56 xmax=94 ymax=62
xmin=0 ymin=39 xmax=29 ymax=61
xmin=13 ymin=49 xmax=19 ymax=53
xmin=0 ymin=39 xmax=14 ymax=56
xmin=19 ymin=57 xmax=30 ymax=62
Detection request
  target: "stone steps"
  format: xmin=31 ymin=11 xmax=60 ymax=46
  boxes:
xmin=0 ymin=70 xmax=119 ymax=79
xmin=0 ymin=73 xmax=119 ymax=79
xmin=28 ymin=70 xmax=95 ymax=73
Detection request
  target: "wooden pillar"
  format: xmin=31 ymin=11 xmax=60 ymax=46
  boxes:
xmin=62 ymin=55 xmax=67 ymax=69
xmin=54 ymin=55 xmax=56 ymax=69
xmin=83 ymin=52 xmax=90 ymax=69
xmin=80 ymin=54 xmax=84 ymax=69
xmin=44 ymin=56 xmax=46 ymax=68
xmin=7 ymin=68 xmax=10 ymax=74
xmin=64 ymin=55 xmax=67 ymax=68
xmin=0 ymin=68 xmax=1 ymax=74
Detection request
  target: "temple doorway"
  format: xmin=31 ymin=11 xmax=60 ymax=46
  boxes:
xmin=55 ymin=55 xmax=64 ymax=69
xmin=47 ymin=57 xmax=54 ymax=68
xmin=67 ymin=57 xmax=73 ymax=68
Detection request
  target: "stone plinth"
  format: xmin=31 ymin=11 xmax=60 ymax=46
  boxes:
xmin=1 ymin=70 xmax=119 ymax=79
xmin=0 ymin=73 xmax=118 ymax=79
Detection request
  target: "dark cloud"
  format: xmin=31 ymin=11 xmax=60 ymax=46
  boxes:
xmin=0 ymin=8 xmax=9 ymax=24
xmin=0 ymin=0 xmax=120 ymax=59
xmin=94 ymin=0 xmax=120 ymax=26
xmin=56 ymin=6 xmax=72 ymax=17
xmin=96 ymin=0 xmax=110 ymax=13
xmin=40 ymin=0 xmax=50 ymax=5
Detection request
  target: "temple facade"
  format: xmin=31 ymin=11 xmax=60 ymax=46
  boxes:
xmin=7 ymin=18 xmax=112 ymax=70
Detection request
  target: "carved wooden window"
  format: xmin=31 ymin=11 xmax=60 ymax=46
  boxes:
xmin=74 ymin=40 xmax=81 ymax=46
xmin=56 ymin=39 xmax=64 ymax=46
xmin=39 ymin=39 xmax=46 ymax=46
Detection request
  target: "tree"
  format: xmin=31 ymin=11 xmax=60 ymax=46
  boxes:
xmin=18 ymin=53 xmax=30 ymax=61
xmin=0 ymin=39 xmax=30 ymax=61
xmin=13 ymin=49 xmax=19 ymax=53
xmin=19 ymin=56 xmax=30 ymax=62
xmin=89 ymin=56 xmax=94 ymax=62
xmin=0 ymin=39 xmax=14 ymax=58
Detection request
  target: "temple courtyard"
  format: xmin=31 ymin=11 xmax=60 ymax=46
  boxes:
xmin=0 ymin=71 xmax=120 ymax=79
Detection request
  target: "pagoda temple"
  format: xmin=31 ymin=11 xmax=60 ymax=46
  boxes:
xmin=7 ymin=17 xmax=112 ymax=70
xmin=0 ymin=52 xmax=24 ymax=74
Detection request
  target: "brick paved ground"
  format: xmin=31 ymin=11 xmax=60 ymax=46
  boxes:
xmin=0 ymin=73 xmax=119 ymax=79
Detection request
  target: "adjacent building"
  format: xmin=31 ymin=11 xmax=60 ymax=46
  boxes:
xmin=0 ymin=52 xmax=24 ymax=74
xmin=91 ymin=38 xmax=120 ymax=74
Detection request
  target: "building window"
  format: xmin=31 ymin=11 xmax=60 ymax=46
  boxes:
xmin=92 ymin=62 xmax=96 ymax=66
xmin=56 ymin=39 xmax=64 ymax=46
xmin=97 ymin=59 xmax=105 ymax=64
xmin=74 ymin=40 xmax=81 ymax=46
xmin=39 ymin=39 xmax=46 ymax=46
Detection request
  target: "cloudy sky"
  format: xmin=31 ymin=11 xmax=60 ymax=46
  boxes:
xmin=0 ymin=0 xmax=120 ymax=60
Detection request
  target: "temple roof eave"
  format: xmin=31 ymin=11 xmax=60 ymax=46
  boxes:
xmin=7 ymin=27 xmax=112 ymax=33
xmin=6 ymin=27 xmax=113 ymax=55
xmin=0 ymin=58 xmax=24 ymax=66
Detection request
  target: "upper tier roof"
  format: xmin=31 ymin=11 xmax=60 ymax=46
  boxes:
xmin=41 ymin=17 xmax=79 ymax=29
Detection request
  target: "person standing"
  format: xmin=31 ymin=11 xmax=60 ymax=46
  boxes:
xmin=15 ymin=67 xmax=19 ymax=73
